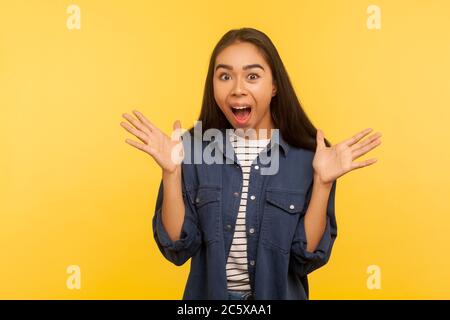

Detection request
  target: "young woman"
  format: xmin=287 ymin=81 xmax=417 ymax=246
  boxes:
xmin=120 ymin=28 xmax=382 ymax=300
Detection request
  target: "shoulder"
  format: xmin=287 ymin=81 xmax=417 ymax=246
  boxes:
xmin=285 ymin=144 xmax=315 ymax=166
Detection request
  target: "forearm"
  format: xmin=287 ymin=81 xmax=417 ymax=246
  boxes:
xmin=304 ymin=174 xmax=333 ymax=253
xmin=161 ymin=166 xmax=186 ymax=242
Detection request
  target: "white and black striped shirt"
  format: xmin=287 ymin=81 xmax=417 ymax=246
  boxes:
xmin=226 ymin=131 xmax=271 ymax=292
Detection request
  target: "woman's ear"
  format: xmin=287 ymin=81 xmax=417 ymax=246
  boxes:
xmin=272 ymin=83 xmax=277 ymax=97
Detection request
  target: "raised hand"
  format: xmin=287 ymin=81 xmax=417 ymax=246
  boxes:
xmin=120 ymin=110 xmax=184 ymax=174
xmin=312 ymin=128 xmax=382 ymax=185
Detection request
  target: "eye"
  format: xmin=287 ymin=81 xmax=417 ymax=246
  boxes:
xmin=219 ymin=73 xmax=231 ymax=81
xmin=248 ymin=73 xmax=260 ymax=80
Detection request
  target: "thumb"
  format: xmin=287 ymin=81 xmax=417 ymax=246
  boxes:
xmin=316 ymin=129 xmax=326 ymax=150
xmin=173 ymin=119 xmax=181 ymax=131
xmin=172 ymin=120 xmax=182 ymax=141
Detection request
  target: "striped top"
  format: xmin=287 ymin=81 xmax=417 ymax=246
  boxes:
xmin=226 ymin=131 xmax=271 ymax=292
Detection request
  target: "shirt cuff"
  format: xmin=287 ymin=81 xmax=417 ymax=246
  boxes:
xmin=292 ymin=215 xmax=332 ymax=264
xmin=155 ymin=207 xmax=197 ymax=252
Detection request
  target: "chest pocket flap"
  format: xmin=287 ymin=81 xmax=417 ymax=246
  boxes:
xmin=265 ymin=189 xmax=306 ymax=214
xmin=193 ymin=186 xmax=221 ymax=208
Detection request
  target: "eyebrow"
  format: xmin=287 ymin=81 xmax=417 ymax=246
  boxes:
xmin=215 ymin=64 xmax=265 ymax=72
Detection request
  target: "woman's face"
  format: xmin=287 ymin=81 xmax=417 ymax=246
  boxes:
xmin=213 ymin=41 xmax=277 ymax=137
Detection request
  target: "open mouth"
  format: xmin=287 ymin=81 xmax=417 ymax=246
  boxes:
xmin=230 ymin=105 xmax=252 ymax=124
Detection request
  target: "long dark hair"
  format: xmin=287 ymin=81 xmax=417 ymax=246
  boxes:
xmin=187 ymin=27 xmax=331 ymax=151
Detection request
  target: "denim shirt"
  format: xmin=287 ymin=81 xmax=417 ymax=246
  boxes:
xmin=152 ymin=127 xmax=337 ymax=300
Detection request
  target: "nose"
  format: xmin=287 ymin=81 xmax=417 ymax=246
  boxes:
xmin=231 ymin=77 xmax=247 ymax=97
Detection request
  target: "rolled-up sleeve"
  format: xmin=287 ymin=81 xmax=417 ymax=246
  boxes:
xmin=290 ymin=179 xmax=337 ymax=277
xmin=152 ymin=169 xmax=202 ymax=266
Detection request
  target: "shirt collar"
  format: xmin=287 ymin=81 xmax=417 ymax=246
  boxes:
xmin=208 ymin=128 xmax=290 ymax=161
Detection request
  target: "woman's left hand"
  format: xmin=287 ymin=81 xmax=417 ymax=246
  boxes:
xmin=312 ymin=128 xmax=382 ymax=186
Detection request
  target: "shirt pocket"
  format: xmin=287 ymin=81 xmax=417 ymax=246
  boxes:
xmin=189 ymin=185 xmax=221 ymax=245
xmin=261 ymin=188 xmax=306 ymax=254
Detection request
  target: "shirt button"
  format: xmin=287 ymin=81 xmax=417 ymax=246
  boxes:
xmin=250 ymin=195 xmax=255 ymax=200
xmin=249 ymin=228 xmax=255 ymax=234
xmin=195 ymin=197 xmax=200 ymax=203
xmin=254 ymin=165 xmax=259 ymax=170
xmin=227 ymin=224 xmax=232 ymax=229
xmin=250 ymin=260 xmax=255 ymax=266
xmin=233 ymin=192 xmax=240 ymax=197
xmin=289 ymin=204 xmax=295 ymax=210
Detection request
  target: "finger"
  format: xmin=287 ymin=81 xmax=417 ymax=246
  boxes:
xmin=351 ymin=132 xmax=382 ymax=152
xmin=351 ymin=158 xmax=378 ymax=170
xmin=120 ymin=121 xmax=149 ymax=144
xmin=132 ymin=110 xmax=157 ymax=132
xmin=350 ymin=133 xmax=381 ymax=152
xmin=344 ymin=128 xmax=373 ymax=147
xmin=352 ymin=137 xmax=382 ymax=160
xmin=316 ymin=129 xmax=326 ymax=150
xmin=125 ymin=138 xmax=148 ymax=153
xmin=122 ymin=113 xmax=151 ymax=135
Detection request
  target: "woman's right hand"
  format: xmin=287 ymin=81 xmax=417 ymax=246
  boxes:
xmin=120 ymin=110 xmax=185 ymax=174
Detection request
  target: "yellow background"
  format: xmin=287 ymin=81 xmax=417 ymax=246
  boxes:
xmin=1 ymin=0 xmax=449 ymax=299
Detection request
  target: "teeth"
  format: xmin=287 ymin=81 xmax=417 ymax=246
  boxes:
xmin=231 ymin=105 xmax=250 ymax=109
